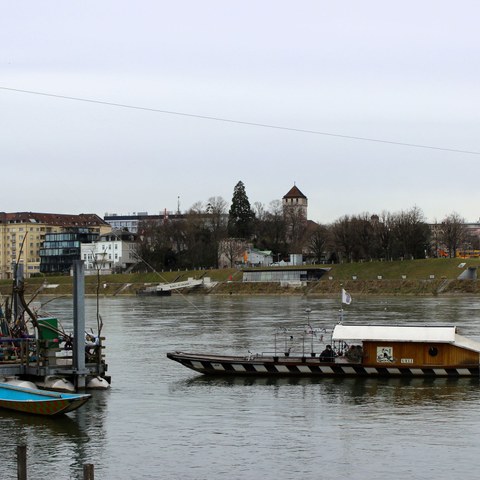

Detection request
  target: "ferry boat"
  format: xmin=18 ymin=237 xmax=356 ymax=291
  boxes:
xmin=167 ymin=323 xmax=480 ymax=377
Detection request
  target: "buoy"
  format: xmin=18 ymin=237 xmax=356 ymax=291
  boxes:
xmin=43 ymin=376 xmax=75 ymax=392
xmin=87 ymin=376 xmax=110 ymax=390
xmin=4 ymin=377 xmax=37 ymax=389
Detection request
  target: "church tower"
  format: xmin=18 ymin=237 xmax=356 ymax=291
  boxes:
xmin=282 ymin=185 xmax=308 ymax=220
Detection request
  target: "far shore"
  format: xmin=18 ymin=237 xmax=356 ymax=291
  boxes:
xmin=2 ymin=257 xmax=479 ymax=298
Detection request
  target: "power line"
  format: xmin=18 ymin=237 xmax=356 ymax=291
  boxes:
xmin=1 ymin=85 xmax=479 ymax=155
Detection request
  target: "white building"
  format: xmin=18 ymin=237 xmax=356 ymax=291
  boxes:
xmin=247 ymin=248 xmax=273 ymax=266
xmin=81 ymin=230 xmax=138 ymax=274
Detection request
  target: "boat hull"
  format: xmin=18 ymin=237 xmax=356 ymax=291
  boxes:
xmin=0 ymin=383 xmax=91 ymax=416
xmin=167 ymin=352 xmax=480 ymax=377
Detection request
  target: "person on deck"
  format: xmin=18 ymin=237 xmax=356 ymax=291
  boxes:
xmin=346 ymin=345 xmax=363 ymax=363
xmin=319 ymin=345 xmax=335 ymax=362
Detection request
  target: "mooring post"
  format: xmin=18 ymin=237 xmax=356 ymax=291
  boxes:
xmin=17 ymin=445 xmax=27 ymax=480
xmin=83 ymin=463 xmax=94 ymax=479
xmin=73 ymin=260 xmax=87 ymax=390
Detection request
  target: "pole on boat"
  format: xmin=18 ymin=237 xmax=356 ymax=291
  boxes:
xmin=13 ymin=262 xmax=24 ymax=321
xmin=305 ymin=308 xmax=314 ymax=355
xmin=73 ymin=260 xmax=87 ymax=390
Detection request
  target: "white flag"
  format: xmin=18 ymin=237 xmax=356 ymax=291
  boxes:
xmin=341 ymin=288 xmax=352 ymax=305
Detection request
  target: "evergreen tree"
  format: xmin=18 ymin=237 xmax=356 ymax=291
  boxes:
xmin=228 ymin=181 xmax=255 ymax=238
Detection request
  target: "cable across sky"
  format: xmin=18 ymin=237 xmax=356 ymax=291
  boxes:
xmin=1 ymin=85 xmax=479 ymax=156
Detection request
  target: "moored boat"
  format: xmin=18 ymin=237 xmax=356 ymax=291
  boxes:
xmin=167 ymin=323 xmax=480 ymax=377
xmin=0 ymin=383 xmax=91 ymax=416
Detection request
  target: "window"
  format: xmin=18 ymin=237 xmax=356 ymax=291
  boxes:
xmin=428 ymin=347 xmax=438 ymax=357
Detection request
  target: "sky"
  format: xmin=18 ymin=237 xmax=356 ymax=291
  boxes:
xmin=1 ymin=1 xmax=480 ymax=224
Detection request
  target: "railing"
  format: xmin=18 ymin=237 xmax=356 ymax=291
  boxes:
xmin=0 ymin=337 xmax=107 ymax=372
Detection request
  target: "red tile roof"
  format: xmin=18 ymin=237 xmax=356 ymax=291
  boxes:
xmin=283 ymin=185 xmax=307 ymax=199
xmin=0 ymin=212 xmax=108 ymax=226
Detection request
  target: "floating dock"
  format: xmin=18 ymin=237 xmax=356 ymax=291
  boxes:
xmin=0 ymin=261 xmax=110 ymax=391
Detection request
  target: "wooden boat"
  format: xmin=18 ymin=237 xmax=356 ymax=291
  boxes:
xmin=167 ymin=324 xmax=480 ymax=377
xmin=0 ymin=383 xmax=91 ymax=416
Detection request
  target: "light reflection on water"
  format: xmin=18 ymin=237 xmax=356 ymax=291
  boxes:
xmin=1 ymin=295 xmax=480 ymax=479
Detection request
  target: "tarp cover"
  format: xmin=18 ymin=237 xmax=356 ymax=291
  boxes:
xmin=332 ymin=325 xmax=457 ymax=343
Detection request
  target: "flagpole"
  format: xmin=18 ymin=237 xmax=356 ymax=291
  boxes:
xmin=339 ymin=287 xmax=343 ymax=324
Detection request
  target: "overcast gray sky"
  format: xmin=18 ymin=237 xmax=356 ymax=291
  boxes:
xmin=1 ymin=1 xmax=479 ymax=224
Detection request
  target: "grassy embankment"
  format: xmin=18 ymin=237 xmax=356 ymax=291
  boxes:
xmin=0 ymin=258 xmax=479 ymax=298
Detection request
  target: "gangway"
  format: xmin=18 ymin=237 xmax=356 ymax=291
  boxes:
xmin=139 ymin=277 xmax=214 ymax=295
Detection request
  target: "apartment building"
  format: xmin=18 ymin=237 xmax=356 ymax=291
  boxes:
xmin=0 ymin=212 xmax=111 ymax=279
xmin=81 ymin=230 xmax=138 ymax=274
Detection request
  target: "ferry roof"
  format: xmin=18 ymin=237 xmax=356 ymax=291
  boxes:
xmin=332 ymin=325 xmax=458 ymax=343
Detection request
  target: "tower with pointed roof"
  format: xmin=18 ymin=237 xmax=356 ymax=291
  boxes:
xmin=282 ymin=184 xmax=308 ymax=220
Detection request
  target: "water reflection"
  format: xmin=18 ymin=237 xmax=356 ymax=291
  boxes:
xmin=0 ymin=409 xmax=85 ymax=437
xmin=0 ymin=389 xmax=110 ymax=479
xmin=3 ymin=295 xmax=480 ymax=479
xmin=175 ymin=374 xmax=480 ymax=407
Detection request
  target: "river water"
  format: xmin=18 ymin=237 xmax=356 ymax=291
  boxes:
xmin=2 ymin=294 xmax=480 ymax=479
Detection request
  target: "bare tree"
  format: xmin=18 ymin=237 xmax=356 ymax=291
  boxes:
xmin=218 ymin=238 xmax=248 ymax=268
xmin=390 ymin=206 xmax=430 ymax=259
xmin=331 ymin=215 xmax=357 ymax=262
xmin=351 ymin=213 xmax=375 ymax=261
xmin=440 ymin=212 xmax=467 ymax=258
xmin=308 ymin=224 xmax=330 ymax=263
xmin=206 ymin=196 xmax=228 ymax=267
xmin=254 ymin=200 xmax=287 ymax=254
xmin=373 ymin=211 xmax=395 ymax=260
xmin=136 ymin=218 xmax=178 ymax=271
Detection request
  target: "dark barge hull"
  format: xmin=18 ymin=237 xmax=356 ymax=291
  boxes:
xmin=167 ymin=352 xmax=480 ymax=377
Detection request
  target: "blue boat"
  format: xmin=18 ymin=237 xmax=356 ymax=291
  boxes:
xmin=0 ymin=383 xmax=91 ymax=416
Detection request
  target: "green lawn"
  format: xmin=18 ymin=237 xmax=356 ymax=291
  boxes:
xmin=325 ymin=258 xmax=479 ymax=281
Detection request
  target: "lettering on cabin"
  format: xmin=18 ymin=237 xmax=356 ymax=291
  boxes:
xmin=401 ymin=358 xmax=414 ymax=364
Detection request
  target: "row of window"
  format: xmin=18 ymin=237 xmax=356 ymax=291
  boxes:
xmin=43 ymin=241 xmax=81 ymax=249
xmin=39 ymin=248 xmax=80 ymax=257
xmin=83 ymin=254 xmax=118 ymax=260
xmin=243 ymin=271 xmax=307 ymax=282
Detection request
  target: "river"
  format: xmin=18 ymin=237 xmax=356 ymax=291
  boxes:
xmin=1 ymin=294 xmax=480 ymax=479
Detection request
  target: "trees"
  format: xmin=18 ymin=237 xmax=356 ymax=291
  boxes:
xmin=218 ymin=238 xmax=248 ymax=268
xmin=440 ymin=212 xmax=467 ymax=258
xmin=181 ymin=198 xmax=228 ymax=268
xmin=206 ymin=196 xmax=228 ymax=268
xmin=253 ymin=200 xmax=287 ymax=254
xmin=308 ymin=224 xmax=330 ymax=263
xmin=132 ymin=180 xmax=476 ymax=268
xmin=373 ymin=211 xmax=395 ymax=260
xmin=328 ymin=207 xmax=431 ymax=262
xmin=331 ymin=215 xmax=357 ymax=262
xmin=228 ymin=181 xmax=255 ymax=239
xmin=136 ymin=218 xmax=178 ymax=271
xmin=390 ymin=206 xmax=430 ymax=259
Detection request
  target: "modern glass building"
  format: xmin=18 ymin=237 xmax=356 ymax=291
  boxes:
xmin=242 ymin=267 xmax=329 ymax=283
xmin=39 ymin=229 xmax=99 ymax=273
